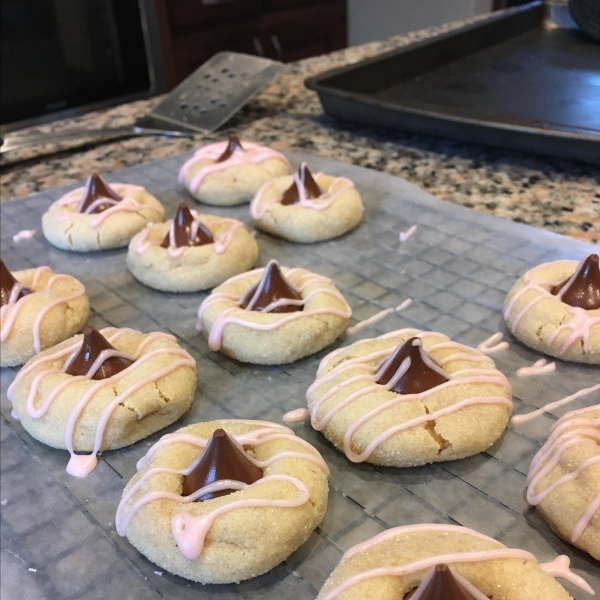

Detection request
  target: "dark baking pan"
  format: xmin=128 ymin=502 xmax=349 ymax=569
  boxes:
xmin=305 ymin=2 xmax=600 ymax=164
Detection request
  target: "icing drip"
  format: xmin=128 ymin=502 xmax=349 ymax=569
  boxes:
xmin=319 ymin=524 xmax=593 ymax=600
xmin=283 ymin=408 xmax=310 ymax=423
xmin=281 ymin=163 xmax=323 ymax=205
xmin=526 ymin=405 xmax=600 ymax=542
xmin=0 ymin=266 xmax=85 ymax=351
xmin=179 ymin=138 xmax=291 ymax=194
xmin=76 ymin=174 xmax=121 ymax=213
xmin=12 ymin=229 xmax=36 ymax=242
xmin=7 ymin=328 xmax=195 ymax=477
xmin=115 ymin=421 xmax=329 ymax=558
xmin=197 ymin=265 xmax=352 ymax=351
xmin=54 ymin=183 xmax=163 ymax=228
xmin=346 ymin=299 xmax=412 ymax=337
xmin=399 ymin=225 xmax=418 ymax=243
xmin=504 ymin=260 xmax=600 ymax=355
xmin=516 ymin=358 xmax=556 ymax=377
xmin=251 ymin=169 xmax=354 ymax=220
xmin=308 ymin=329 xmax=512 ymax=463
xmin=511 ymin=383 xmax=600 ymax=424
xmin=551 ymin=254 xmax=600 ymax=310
xmin=476 ymin=333 xmax=509 ymax=354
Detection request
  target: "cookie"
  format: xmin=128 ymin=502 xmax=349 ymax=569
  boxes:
xmin=1 ymin=260 xmax=89 ymax=367
xmin=127 ymin=202 xmax=258 ymax=292
xmin=9 ymin=326 xmax=196 ymax=477
xmin=307 ymin=328 xmax=512 ymax=466
xmin=116 ymin=419 xmax=329 ymax=583
xmin=317 ymin=523 xmax=591 ymax=600
xmin=503 ymin=254 xmax=600 ymax=364
xmin=250 ymin=163 xmax=364 ymax=243
xmin=526 ymin=405 xmax=600 ymax=560
xmin=196 ymin=260 xmax=351 ymax=364
xmin=42 ymin=174 xmax=165 ymax=251
xmin=179 ymin=133 xmax=291 ymax=206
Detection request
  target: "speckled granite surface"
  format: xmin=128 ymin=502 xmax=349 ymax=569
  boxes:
xmin=1 ymin=15 xmax=598 ymax=244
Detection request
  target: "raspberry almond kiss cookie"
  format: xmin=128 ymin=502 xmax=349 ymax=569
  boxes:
xmin=128 ymin=202 xmax=258 ymax=292
xmin=9 ymin=326 xmax=196 ymax=477
xmin=1 ymin=259 xmax=89 ymax=367
xmin=196 ymin=259 xmax=351 ymax=364
xmin=503 ymin=254 xmax=600 ymax=363
xmin=42 ymin=174 xmax=164 ymax=251
xmin=117 ymin=420 xmax=329 ymax=583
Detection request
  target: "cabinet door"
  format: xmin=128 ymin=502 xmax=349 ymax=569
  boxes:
xmin=168 ymin=0 xmax=262 ymax=28
xmin=260 ymin=2 xmax=346 ymax=63
xmin=172 ymin=20 xmax=262 ymax=82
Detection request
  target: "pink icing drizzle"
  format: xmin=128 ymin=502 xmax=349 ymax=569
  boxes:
xmin=116 ymin=421 xmax=328 ymax=558
xmin=399 ymin=225 xmax=417 ymax=243
xmin=511 ymin=383 xmax=600 ymax=425
xmin=196 ymin=265 xmax=351 ymax=351
xmin=476 ymin=332 xmax=509 ymax=354
xmin=346 ymin=299 xmax=412 ymax=337
xmin=250 ymin=168 xmax=355 ymax=219
xmin=308 ymin=329 xmax=512 ymax=463
xmin=517 ymin=358 xmax=556 ymax=377
xmin=12 ymin=229 xmax=36 ymax=242
xmin=504 ymin=260 xmax=600 ymax=354
xmin=526 ymin=406 xmax=600 ymax=542
xmin=8 ymin=328 xmax=195 ymax=477
xmin=0 ymin=268 xmax=86 ymax=352
xmin=319 ymin=523 xmax=593 ymax=600
xmin=179 ymin=141 xmax=291 ymax=194
xmin=53 ymin=183 xmax=164 ymax=228
xmin=283 ymin=408 xmax=310 ymax=423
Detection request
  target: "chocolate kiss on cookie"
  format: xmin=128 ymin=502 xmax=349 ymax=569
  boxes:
xmin=376 ymin=337 xmax=448 ymax=395
xmin=65 ymin=326 xmax=134 ymax=380
xmin=0 ymin=259 xmax=29 ymax=307
xmin=281 ymin=163 xmax=323 ymax=206
xmin=77 ymin=174 xmax=122 ymax=214
xmin=216 ymin=132 xmax=245 ymax=163
xmin=161 ymin=203 xmax=214 ymax=248
xmin=405 ymin=564 xmax=481 ymax=600
xmin=239 ymin=260 xmax=303 ymax=313
xmin=182 ymin=428 xmax=263 ymax=501
xmin=551 ymin=254 xmax=600 ymax=310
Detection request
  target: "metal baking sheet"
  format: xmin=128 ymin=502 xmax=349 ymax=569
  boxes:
xmin=1 ymin=151 xmax=599 ymax=600
xmin=305 ymin=2 xmax=600 ymax=165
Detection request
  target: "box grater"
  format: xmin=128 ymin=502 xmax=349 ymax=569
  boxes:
xmin=147 ymin=52 xmax=284 ymax=133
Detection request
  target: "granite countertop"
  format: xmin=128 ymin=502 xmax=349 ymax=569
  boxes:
xmin=1 ymin=15 xmax=598 ymax=244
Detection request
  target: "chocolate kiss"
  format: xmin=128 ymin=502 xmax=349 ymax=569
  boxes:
xmin=405 ymin=565 xmax=481 ymax=600
xmin=281 ymin=163 xmax=323 ymax=206
xmin=65 ymin=326 xmax=134 ymax=380
xmin=239 ymin=260 xmax=303 ymax=313
xmin=160 ymin=203 xmax=214 ymax=248
xmin=377 ymin=337 xmax=448 ymax=395
xmin=0 ymin=258 xmax=29 ymax=307
xmin=182 ymin=428 xmax=263 ymax=501
xmin=551 ymin=254 xmax=600 ymax=310
xmin=77 ymin=174 xmax=121 ymax=214
xmin=216 ymin=132 xmax=244 ymax=163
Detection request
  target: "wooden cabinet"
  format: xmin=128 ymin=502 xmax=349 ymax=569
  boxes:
xmin=156 ymin=0 xmax=347 ymax=88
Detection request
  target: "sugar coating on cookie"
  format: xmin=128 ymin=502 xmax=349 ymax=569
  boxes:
xmin=307 ymin=328 xmax=512 ymax=466
xmin=250 ymin=163 xmax=364 ymax=243
xmin=179 ymin=133 xmax=291 ymax=206
xmin=316 ymin=523 xmax=591 ymax=600
xmin=42 ymin=174 xmax=165 ymax=251
xmin=127 ymin=204 xmax=258 ymax=292
xmin=526 ymin=404 xmax=600 ymax=560
xmin=503 ymin=255 xmax=600 ymax=364
xmin=197 ymin=260 xmax=351 ymax=364
xmin=1 ymin=261 xmax=89 ymax=367
xmin=116 ymin=419 xmax=329 ymax=583
xmin=8 ymin=326 xmax=196 ymax=476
